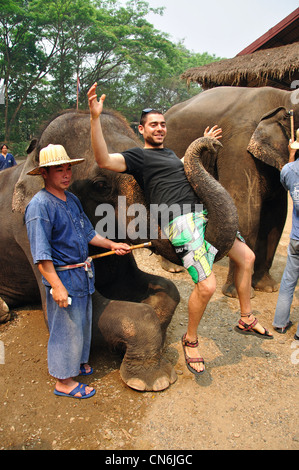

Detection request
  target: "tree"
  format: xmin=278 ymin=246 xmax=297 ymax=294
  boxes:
xmin=0 ymin=0 xmax=62 ymax=140
xmin=73 ymin=1 xmax=222 ymax=123
xmin=117 ymin=43 xmax=221 ymax=122
xmin=0 ymin=0 xmax=175 ymax=140
xmin=0 ymin=0 xmax=223 ymax=145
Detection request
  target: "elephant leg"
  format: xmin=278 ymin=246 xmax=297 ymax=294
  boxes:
xmin=221 ymin=259 xmax=237 ymax=298
xmin=94 ymin=257 xmax=180 ymax=339
xmin=218 ymin=160 xmax=260 ymax=298
xmin=252 ymin=189 xmax=287 ymax=292
xmin=222 ymin=190 xmax=286 ymax=297
xmin=91 ymin=291 xmax=177 ymax=392
xmin=0 ymin=296 xmax=10 ymax=323
xmin=137 ymin=271 xmax=180 ymax=339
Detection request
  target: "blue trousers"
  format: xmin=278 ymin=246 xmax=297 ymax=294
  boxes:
xmin=273 ymin=239 xmax=299 ymax=337
xmin=46 ymin=287 xmax=92 ymax=379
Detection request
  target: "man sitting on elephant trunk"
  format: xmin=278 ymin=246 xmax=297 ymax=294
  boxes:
xmin=87 ymin=82 xmax=273 ymax=376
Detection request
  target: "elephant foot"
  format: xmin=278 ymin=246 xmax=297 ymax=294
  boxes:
xmin=159 ymin=256 xmax=185 ymax=274
xmin=222 ymin=283 xmax=255 ymax=299
xmin=120 ymin=358 xmax=177 ymax=392
xmin=252 ymin=272 xmax=278 ymax=293
xmin=0 ymin=298 xmax=11 ymax=324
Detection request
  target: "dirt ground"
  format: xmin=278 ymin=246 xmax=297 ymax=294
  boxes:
xmin=0 ymin=197 xmax=298 ymax=451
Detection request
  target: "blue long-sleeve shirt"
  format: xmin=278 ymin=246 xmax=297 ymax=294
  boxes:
xmin=0 ymin=153 xmax=17 ymax=170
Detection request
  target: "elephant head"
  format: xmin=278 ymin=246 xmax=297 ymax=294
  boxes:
xmin=247 ymin=99 xmax=299 ymax=171
xmin=12 ymin=140 xmax=44 ymax=214
xmin=12 ymin=110 xmax=146 ymax=213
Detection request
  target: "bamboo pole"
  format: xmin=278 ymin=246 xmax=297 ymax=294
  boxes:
xmin=90 ymin=242 xmax=152 ymax=260
xmin=290 ymin=110 xmax=294 ymax=142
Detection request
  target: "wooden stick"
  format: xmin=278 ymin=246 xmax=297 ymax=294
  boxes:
xmin=90 ymin=241 xmax=152 ymax=260
xmin=290 ymin=110 xmax=294 ymax=142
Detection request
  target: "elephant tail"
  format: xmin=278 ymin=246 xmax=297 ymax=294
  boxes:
xmin=184 ymin=137 xmax=239 ymax=260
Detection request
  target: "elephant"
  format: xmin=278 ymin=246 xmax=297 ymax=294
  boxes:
xmin=1 ymin=110 xmax=179 ymax=392
xmin=0 ymin=108 xmax=238 ymax=391
xmin=164 ymin=85 xmax=299 ymax=296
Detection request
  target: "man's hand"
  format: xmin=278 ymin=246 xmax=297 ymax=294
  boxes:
xmin=38 ymin=260 xmax=70 ymax=308
xmin=110 ymin=242 xmax=132 ymax=256
xmin=204 ymin=125 xmax=222 ymax=140
xmin=288 ymin=139 xmax=297 ymax=163
xmin=87 ymin=82 xmax=106 ymax=120
xmin=51 ymin=285 xmax=70 ymax=309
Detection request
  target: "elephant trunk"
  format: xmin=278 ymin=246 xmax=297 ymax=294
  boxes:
xmin=184 ymin=137 xmax=239 ymax=261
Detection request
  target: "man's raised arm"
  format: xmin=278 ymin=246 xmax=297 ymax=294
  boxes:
xmin=87 ymin=83 xmax=127 ymax=173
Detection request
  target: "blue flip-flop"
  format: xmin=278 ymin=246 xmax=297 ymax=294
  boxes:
xmin=54 ymin=383 xmax=96 ymax=399
xmin=79 ymin=364 xmax=93 ymax=376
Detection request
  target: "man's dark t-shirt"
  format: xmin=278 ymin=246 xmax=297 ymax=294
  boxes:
xmin=122 ymin=147 xmax=201 ymax=225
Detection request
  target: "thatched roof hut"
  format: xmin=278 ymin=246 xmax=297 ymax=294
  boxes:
xmin=181 ymin=42 xmax=299 ymax=91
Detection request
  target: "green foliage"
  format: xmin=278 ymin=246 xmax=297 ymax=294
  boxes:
xmin=0 ymin=0 xmax=223 ymax=145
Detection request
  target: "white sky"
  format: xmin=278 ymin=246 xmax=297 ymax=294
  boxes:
xmin=143 ymin=0 xmax=298 ymax=58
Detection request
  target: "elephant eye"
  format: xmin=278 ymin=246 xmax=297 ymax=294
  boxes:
xmin=93 ymin=178 xmax=107 ymax=190
xmin=91 ymin=177 xmax=110 ymax=195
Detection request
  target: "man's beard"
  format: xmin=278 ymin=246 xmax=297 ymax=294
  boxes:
xmin=145 ymin=135 xmax=164 ymax=147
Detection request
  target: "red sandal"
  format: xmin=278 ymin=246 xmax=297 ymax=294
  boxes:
xmin=235 ymin=313 xmax=273 ymax=339
xmin=181 ymin=334 xmax=205 ymax=376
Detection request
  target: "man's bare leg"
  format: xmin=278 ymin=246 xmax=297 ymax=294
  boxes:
xmin=184 ymin=272 xmax=217 ymax=373
xmin=228 ymin=239 xmax=273 ymax=336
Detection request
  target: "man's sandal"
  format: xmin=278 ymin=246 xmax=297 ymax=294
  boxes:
xmin=54 ymin=383 xmax=96 ymax=399
xmin=273 ymin=321 xmax=293 ymax=334
xmin=79 ymin=363 xmax=93 ymax=376
xmin=235 ymin=313 xmax=273 ymax=339
xmin=181 ymin=333 xmax=205 ymax=376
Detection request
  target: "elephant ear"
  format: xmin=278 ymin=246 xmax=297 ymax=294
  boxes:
xmin=247 ymin=107 xmax=291 ymax=171
xmin=12 ymin=139 xmax=44 ymax=214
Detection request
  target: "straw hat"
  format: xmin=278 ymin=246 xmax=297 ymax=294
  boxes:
xmin=290 ymin=129 xmax=299 ymax=150
xmin=27 ymin=144 xmax=85 ymax=175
